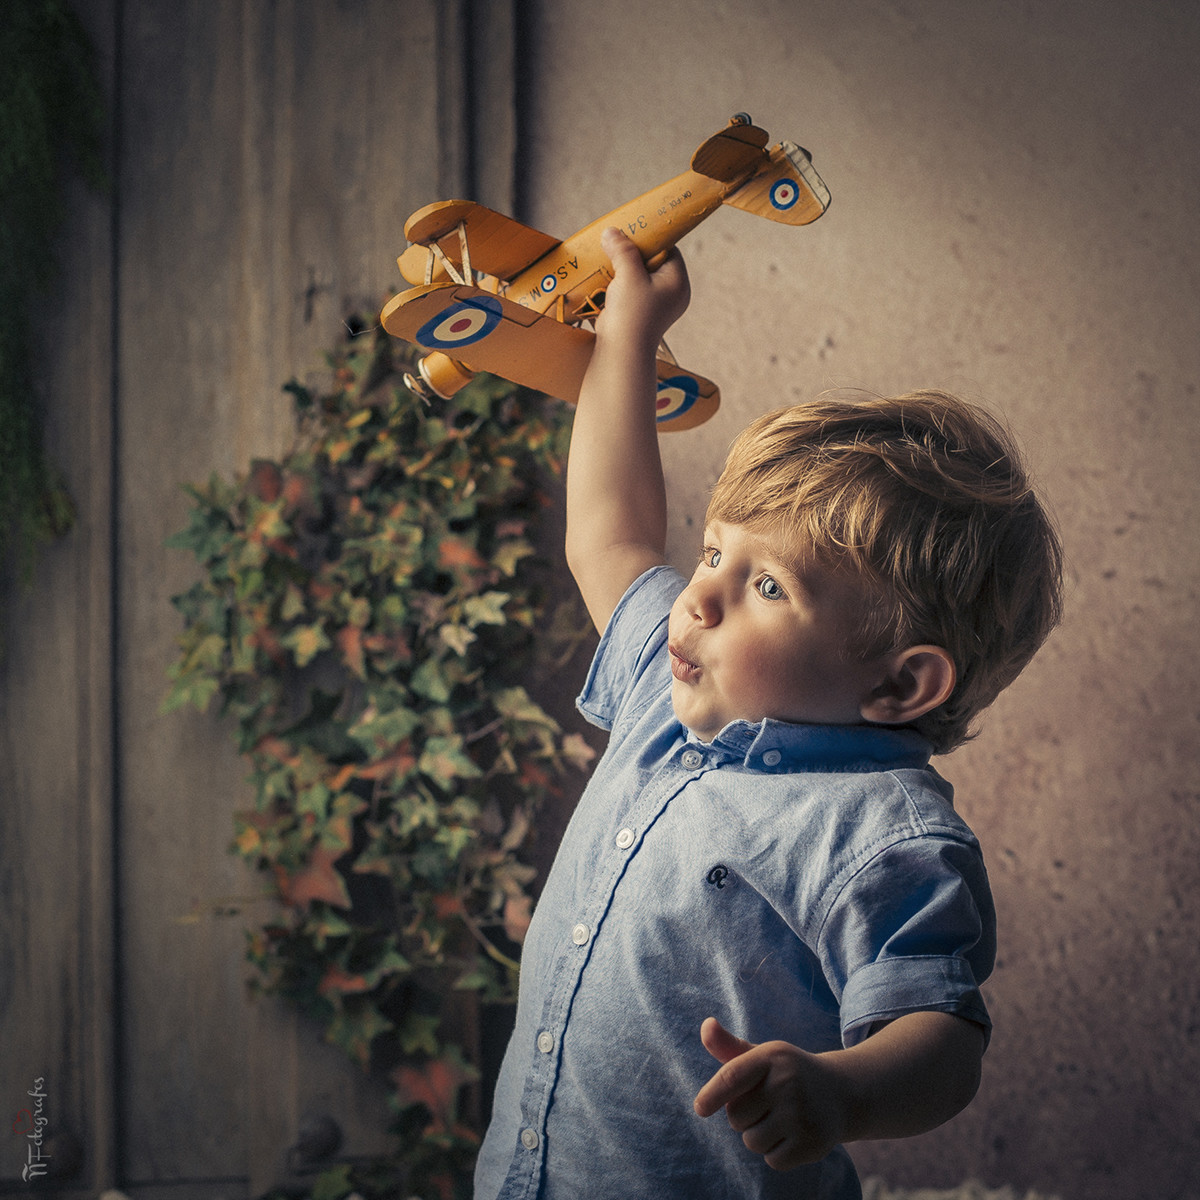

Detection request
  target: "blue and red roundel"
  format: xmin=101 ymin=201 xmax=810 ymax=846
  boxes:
xmin=655 ymin=375 xmax=699 ymax=423
xmin=416 ymin=295 xmax=503 ymax=349
xmin=769 ymin=179 xmax=800 ymax=210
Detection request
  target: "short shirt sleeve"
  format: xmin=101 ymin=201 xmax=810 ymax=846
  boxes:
xmin=819 ymin=831 xmax=996 ymax=1048
xmin=576 ymin=565 xmax=686 ymax=732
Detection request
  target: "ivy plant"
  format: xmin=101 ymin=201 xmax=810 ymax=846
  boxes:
xmin=165 ymin=324 xmax=592 ymax=1198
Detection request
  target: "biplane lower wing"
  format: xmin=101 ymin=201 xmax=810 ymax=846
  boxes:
xmin=380 ymin=282 xmax=719 ymax=431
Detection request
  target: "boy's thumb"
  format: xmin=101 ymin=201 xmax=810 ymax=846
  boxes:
xmin=700 ymin=1016 xmax=756 ymax=1064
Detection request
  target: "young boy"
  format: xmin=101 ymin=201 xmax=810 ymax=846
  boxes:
xmin=473 ymin=229 xmax=1063 ymax=1199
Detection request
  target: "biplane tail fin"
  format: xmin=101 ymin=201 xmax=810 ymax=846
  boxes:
xmin=722 ymin=141 xmax=831 ymax=226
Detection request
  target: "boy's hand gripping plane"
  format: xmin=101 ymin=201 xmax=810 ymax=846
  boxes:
xmin=379 ymin=114 xmax=830 ymax=432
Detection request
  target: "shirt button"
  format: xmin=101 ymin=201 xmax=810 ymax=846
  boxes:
xmin=615 ymin=827 xmax=635 ymax=849
xmin=762 ymin=749 xmax=782 ymax=766
xmin=537 ymin=1031 xmax=555 ymax=1053
xmin=521 ymin=1127 xmax=539 ymax=1150
xmin=571 ymin=923 xmax=590 ymax=945
xmin=681 ymin=748 xmax=704 ymax=769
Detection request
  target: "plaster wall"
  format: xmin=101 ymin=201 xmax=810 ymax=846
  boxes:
xmin=521 ymin=2 xmax=1200 ymax=1198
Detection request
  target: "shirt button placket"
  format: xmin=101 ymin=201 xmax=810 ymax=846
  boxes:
xmin=681 ymin=748 xmax=704 ymax=770
xmin=615 ymin=827 xmax=635 ymax=849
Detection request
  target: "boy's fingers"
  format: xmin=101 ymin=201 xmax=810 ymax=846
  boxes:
xmin=694 ymin=1019 xmax=766 ymax=1118
xmin=600 ymin=225 xmax=643 ymax=270
xmin=694 ymin=1049 xmax=770 ymax=1117
xmin=700 ymin=1015 xmax=755 ymax=1063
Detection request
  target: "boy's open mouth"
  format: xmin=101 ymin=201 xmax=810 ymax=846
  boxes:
xmin=668 ymin=644 xmax=699 ymax=681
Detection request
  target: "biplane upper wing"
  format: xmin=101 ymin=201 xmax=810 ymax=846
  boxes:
xmin=397 ymin=200 xmax=562 ymax=286
xmin=380 ymin=281 xmax=719 ymax=431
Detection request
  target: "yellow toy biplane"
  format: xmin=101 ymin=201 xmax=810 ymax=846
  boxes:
xmin=380 ymin=114 xmax=830 ymax=432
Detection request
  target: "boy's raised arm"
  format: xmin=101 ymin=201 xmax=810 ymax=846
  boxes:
xmin=565 ymin=228 xmax=692 ymax=632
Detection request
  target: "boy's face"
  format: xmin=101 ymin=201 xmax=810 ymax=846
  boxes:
xmin=667 ymin=521 xmax=886 ymax=741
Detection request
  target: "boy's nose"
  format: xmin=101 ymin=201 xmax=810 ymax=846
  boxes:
xmin=684 ymin=578 xmax=722 ymax=626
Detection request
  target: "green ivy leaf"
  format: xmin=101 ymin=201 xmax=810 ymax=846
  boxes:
xmin=411 ymin=656 xmax=452 ymax=703
xmin=463 ymin=590 xmax=510 ymax=627
xmin=311 ymin=1162 xmax=353 ymax=1200
xmin=418 ymin=736 xmax=482 ymax=785
xmin=492 ymin=538 xmax=534 ymax=576
xmin=438 ymin=623 xmax=476 ymax=655
xmin=283 ymin=623 xmax=331 ymax=667
xmin=398 ymin=1011 xmax=441 ymax=1057
xmin=493 ymin=686 xmax=559 ymax=730
xmin=325 ymin=999 xmax=394 ymax=1066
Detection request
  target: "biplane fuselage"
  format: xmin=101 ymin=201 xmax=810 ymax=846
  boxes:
xmin=505 ymin=169 xmax=747 ymax=322
xmin=382 ymin=115 xmax=830 ymax=431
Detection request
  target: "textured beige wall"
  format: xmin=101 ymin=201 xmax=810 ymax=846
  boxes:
xmin=522 ymin=2 xmax=1199 ymax=1198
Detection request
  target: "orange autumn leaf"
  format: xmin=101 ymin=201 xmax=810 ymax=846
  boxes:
xmin=318 ymin=964 xmax=370 ymax=997
xmin=254 ymin=735 xmax=298 ymax=766
xmin=281 ymin=471 xmax=310 ymax=511
xmin=329 ymin=762 xmax=357 ymax=791
xmin=249 ymin=459 xmax=282 ymax=502
xmin=336 ymin=625 xmax=366 ymax=679
xmin=433 ymin=892 xmax=465 ymax=920
xmin=357 ymin=746 xmax=417 ymax=783
xmin=276 ymin=846 xmax=351 ymax=909
xmin=519 ymin=760 xmax=551 ymax=789
xmin=392 ymin=1055 xmax=477 ymax=1138
xmin=438 ymin=538 xmax=487 ymax=570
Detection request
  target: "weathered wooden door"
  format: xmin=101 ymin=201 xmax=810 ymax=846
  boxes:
xmin=1 ymin=2 xmax=518 ymax=1195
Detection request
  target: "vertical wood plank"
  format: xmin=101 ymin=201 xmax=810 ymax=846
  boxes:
xmin=0 ymin=0 xmax=118 ymax=1193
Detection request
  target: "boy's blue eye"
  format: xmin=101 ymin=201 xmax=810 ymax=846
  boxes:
xmin=758 ymin=576 xmax=784 ymax=600
xmin=703 ymin=547 xmax=721 ymax=568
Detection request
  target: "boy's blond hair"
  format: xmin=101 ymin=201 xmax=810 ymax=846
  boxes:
xmin=706 ymin=390 xmax=1063 ymax=753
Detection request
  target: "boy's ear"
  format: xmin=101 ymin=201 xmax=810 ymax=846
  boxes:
xmin=860 ymin=645 xmax=956 ymax=726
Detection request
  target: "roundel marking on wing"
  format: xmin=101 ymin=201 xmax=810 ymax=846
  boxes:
xmin=416 ymin=295 xmax=503 ymax=349
xmin=770 ymin=179 xmax=799 ymax=210
xmin=541 ymin=273 xmax=558 ymax=294
xmin=655 ymin=375 xmax=699 ymax=423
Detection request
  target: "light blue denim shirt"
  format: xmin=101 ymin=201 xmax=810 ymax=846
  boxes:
xmin=475 ymin=566 xmax=995 ymax=1200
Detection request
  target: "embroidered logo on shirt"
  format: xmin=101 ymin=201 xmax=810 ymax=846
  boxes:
xmin=706 ymin=864 xmax=733 ymax=890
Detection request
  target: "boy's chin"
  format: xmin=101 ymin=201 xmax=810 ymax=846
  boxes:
xmin=670 ymin=690 xmax=720 ymax=742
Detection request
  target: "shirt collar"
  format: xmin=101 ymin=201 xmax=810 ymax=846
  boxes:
xmin=692 ymin=719 xmax=933 ymax=772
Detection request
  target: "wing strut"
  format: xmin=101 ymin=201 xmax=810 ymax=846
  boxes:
xmin=427 ymin=223 xmax=475 ymax=287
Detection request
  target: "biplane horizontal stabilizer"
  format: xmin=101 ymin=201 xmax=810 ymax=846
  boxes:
xmin=722 ymin=141 xmax=831 ymax=226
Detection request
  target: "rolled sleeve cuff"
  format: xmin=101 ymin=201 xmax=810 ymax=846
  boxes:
xmin=841 ymin=955 xmax=992 ymax=1049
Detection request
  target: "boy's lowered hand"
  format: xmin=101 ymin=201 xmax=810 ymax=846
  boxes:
xmin=694 ymin=1010 xmax=986 ymax=1172
xmin=693 ymin=1017 xmax=848 ymax=1171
